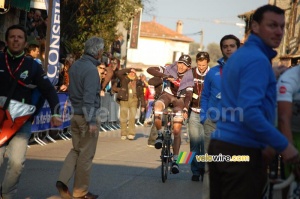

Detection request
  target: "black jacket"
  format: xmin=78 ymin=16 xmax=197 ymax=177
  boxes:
xmin=0 ymin=52 xmax=60 ymax=115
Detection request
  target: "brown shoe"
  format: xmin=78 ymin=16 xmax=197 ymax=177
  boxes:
xmin=74 ymin=192 xmax=99 ymax=199
xmin=56 ymin=181 xmax=72 ymax=199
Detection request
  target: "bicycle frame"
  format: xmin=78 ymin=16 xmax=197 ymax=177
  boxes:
xmin=156 ymin=109 xmax=182 ymax=183
xmin=160 ymin=109 xmax=173 ymax=183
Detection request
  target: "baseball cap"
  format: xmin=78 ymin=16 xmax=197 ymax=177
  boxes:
xmin=178 ymin=55 xmax=192 ymax=67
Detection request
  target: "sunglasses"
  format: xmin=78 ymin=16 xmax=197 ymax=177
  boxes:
xmin=196 ymin=52 xmax=209 ymax=59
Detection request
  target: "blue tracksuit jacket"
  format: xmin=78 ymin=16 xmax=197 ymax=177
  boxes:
xmin=211 ymin=34 xmax=288 ymax=152
xmin=200 ymin=58 xmax=225 ymax=123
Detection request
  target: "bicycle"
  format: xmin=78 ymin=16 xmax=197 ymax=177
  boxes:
xmin=263 ymin=173 xmax=298 ymax=199
xmin=263 ymin=155 xmax=300 ymax=199
xmin=155 ymin=109 xmax=182 ymax=183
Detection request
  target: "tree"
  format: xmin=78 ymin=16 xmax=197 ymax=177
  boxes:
xmin=189 ymin=42 xmax=222 ymax=67
xmin=206 ymin=42 xmax=222 ymax=67
xmin=60 ymin=0 xmax=143 ymax=57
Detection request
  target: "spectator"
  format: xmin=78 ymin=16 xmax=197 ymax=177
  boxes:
xmin=137 ymin=73 xmax=148 ymax=125
xmin=56 ymin=37 xmax=103 ymax=199
xmin=200 ymin=34 xmax=240 ymax=199
xmin=116 ymin=68 xmax=146 ymax=140
xmin=144 ymin=83 xmax=156 ymax=125
xmin=59 ymin=54 xmax=75 ymax=92
xmin=0 ymin=24 xmax=62 ymax=198
xmin=27 ymin=10 xmax=44 ymax=39
xmin=25 ymin=9 xmax=34 ymax=36
xmin=0 ymin=40 xmax=5 ymax=52
xmin=101 ymin=70 xmax=107 ymax=81
xmin=97 ymin=63 xmax=106 ymax=81
xmin=26 ymin=43 xmax=41 ymax=64
xmin=208 ymin=5 xmax=299 ymax=199
xmin=101 ymin=57 xmax=118 ymax=94
xmin=36 ymin=16 xmax=48 ymax=40
xmin=111 ymin=33 xmax=123 ymax=59
xmin=97 ymin=63 xmax=106 ymax=96
xmin=188 ymin=51 xmax=210 ymax=182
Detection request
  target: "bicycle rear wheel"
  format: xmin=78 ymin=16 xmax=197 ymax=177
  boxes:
xmin=161 ymin=141 xmax=169 ymax=183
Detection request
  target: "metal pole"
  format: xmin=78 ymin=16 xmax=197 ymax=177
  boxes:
xmin=200 ymin=30 xmax=203 ymax=51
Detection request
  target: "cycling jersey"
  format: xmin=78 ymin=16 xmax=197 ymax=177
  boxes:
xmin=277 ymin=65 xmax=300 ymax=132
xmin=147 ymin=63 xmax=194 ymax=110
xmin=277 ymin=65 xmax=300 ymax=179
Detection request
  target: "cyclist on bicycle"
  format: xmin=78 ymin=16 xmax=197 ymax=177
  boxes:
xmin=277 ymin=65 xmax=300 ymax=198
xmin=147 ymin=55 xmax=194 ymax=174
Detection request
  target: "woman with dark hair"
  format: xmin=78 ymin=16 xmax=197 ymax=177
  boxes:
xmin=59 ymin=54 xmax=75 ymax=92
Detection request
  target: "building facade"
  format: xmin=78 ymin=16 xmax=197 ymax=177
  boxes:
xmin=239 ymin=0 xmax=300 ymax=67
xmin=126 ymin=17 xmax=193 ymax=72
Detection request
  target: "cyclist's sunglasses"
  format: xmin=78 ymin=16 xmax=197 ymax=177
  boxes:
xmin=196 ymin=52 xmax=209 ymax=60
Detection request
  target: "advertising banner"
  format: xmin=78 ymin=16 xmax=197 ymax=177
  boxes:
xmin=46 ymin=0 xmax=60 ymax=85
xmin=31 ymin=93 xmax=71 ymax=132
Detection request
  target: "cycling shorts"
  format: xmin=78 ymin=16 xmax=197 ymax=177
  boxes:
xmin=155 ymin=92 xmax=184 ymax=113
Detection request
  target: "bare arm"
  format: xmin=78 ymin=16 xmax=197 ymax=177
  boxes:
xmin=278 ymin=101 xmax=293 ymax=143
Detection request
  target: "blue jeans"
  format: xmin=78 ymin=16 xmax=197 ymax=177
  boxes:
xmin=188 ymin=111 xmax=205 ymax=176
xmin=0 ymin=121 xmax=31 ymax=199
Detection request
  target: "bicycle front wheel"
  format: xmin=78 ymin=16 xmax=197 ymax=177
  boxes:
xmin=161 ymin=141 xmax=169 ymax=183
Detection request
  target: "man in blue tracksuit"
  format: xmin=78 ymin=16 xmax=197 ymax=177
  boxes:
xmin=200 ymin=34 xmax=240 ymax=199
xmin=208 ymin=5 xmax=299 ymax=199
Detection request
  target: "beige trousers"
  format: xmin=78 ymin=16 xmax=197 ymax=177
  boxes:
xmin=119 ymin=96 xmax=138 ymax=136
xmin=58 ymin=115 xmax=99 ymax=197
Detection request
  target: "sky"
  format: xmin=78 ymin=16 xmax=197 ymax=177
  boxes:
xmin=142 ymin=0 xmax=269 ymax=48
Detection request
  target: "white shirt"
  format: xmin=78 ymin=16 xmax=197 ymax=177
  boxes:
xmin=277 ymin=65 xmax=300 ymax=132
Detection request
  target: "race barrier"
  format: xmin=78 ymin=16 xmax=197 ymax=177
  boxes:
xmin=99 ymin=93 xmax=120 ymax=131
xmin=31 ymin=92 xmax=71 ymax=132
xmin=30 ymin=92 xmax=123 ymax=145
xmin=31 ymin=92 xmax=72 ymax=145
xmin=29 ymin=92 xmax=147 ymax=146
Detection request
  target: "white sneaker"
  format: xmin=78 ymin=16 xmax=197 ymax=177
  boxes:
xmin=121 ymin=136 xmax=127 ymax=140
xmin=127 ymin=135 xmax=135 ymax=140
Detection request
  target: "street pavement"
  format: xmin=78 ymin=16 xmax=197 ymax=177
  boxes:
xmin=0 ymin=125 xmax=284 ymax=199
xmin=0 ymin=125 xmax=203 ymax=199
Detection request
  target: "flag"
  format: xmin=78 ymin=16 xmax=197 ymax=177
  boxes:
xmin=45 ymin=0 xmax=60 ymax=86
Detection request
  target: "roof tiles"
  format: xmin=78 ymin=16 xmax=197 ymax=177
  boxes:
xmin=140 ymin=21 xmax=193 ymax=42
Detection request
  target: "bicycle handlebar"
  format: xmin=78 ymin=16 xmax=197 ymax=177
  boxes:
xmin=272 ymin=173 xmax=295 ymax=190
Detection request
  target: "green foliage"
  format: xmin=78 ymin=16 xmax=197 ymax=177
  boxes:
xmin=60 ymin=0 xmax=142 ymax=56
xmin=206 ymin=43 xmax=222 ymax=67
xmin=189 ymin=42 xmax=222 ymax=67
